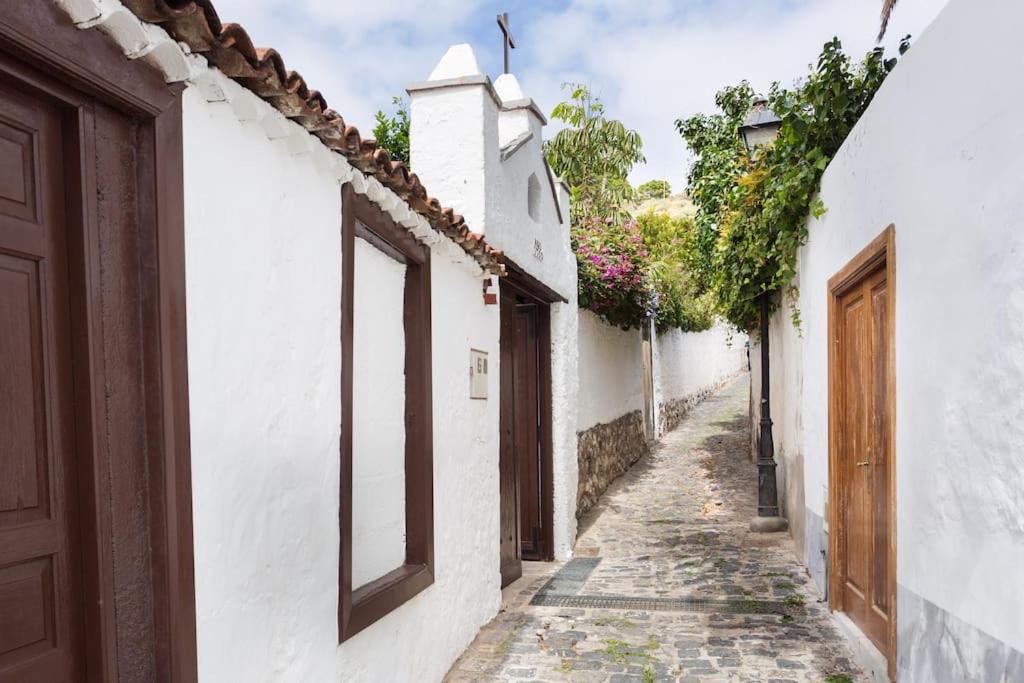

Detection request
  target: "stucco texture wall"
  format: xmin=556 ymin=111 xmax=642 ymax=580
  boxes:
xmin=182 ymin=85 xmax=502 ymax=682
xmin=653 ymin=322 xmax=747 ymax=434
xmin=575 ymin=311 xmax=646 ymax=515
xmin=765 ymin=0 xmax=1024 ymax=675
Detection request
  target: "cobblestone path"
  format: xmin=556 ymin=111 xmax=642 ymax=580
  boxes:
xmin=446 ymin=375 xmax=863 ymax=683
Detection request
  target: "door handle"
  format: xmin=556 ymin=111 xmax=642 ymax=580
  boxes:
xmin=856 ymin=461 xmax=871 ymax=467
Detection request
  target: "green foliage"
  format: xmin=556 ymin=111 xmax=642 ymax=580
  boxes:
xmin=636 ymin=211 xmax=714 ymax=332
xmin=548 ymin=85 xmax=709 ymax=332
xmin=677 ymin=38 xmax=906 ymax=330
xmin=825 ymin=674 xmax=855 ymax=683
xmin=675 ymin=82 xmax=754 ymax=290
xmin=546 ymin=83 xmax=645 ymax=223
xmin=572 ymin=216 xmax=656 ymax=329
xmin=371 ymin=96 xmax=410 ymax=165
xmin=637 ymin=179 xmax=672 ymax=200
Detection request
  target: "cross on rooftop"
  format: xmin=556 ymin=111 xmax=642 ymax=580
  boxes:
xmin=497 ymin=12 xmax=516 ymax=74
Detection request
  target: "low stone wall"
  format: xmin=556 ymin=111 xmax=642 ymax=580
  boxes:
xmin=576 ymin=411 xmax=648 ymax=517
xmin=659 ymin=371 xmax=742 ymax=435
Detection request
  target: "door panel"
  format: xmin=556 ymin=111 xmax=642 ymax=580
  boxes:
xmin=0 ymin=78 xmax=83 ymax=681
xmin=840 ymin=293 xmax=869 ymax=605
xmin=514 ymin=304 xmax=541 ymax=559
xmin=498 ymin=289 xmax=521 ymax=587
xmin=836 ymin=265 xmax=892 ymax=657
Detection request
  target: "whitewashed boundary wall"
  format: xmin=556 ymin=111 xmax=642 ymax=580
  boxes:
xmin=576 ymin=312 xmax=747 ymax=516
xmin=760 ymin=0 xmax=1024 ymax=678
xmin=182 ymin=78 xmax=502 ymax=683
xmin=653 ymin=322 xmax=748 ymax=435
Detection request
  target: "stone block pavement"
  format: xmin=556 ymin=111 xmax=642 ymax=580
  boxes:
xmin=446 ymin=375 xmax=863 ymax=682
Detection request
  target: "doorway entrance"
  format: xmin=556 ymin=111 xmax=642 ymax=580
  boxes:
xmin=1 ymin=6 xmax=196 ymax=680
xmin=828 ymin=226 xmax=896 ymax=679
xmin=498 ymin=267 xmax=557 ymax=588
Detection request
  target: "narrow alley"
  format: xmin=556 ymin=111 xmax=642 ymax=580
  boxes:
xmin=447 ymin=376 xmax=861 ymax=682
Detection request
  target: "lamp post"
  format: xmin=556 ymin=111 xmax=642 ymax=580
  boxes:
xmin=739 ymin=97 xmax=789 ymax=534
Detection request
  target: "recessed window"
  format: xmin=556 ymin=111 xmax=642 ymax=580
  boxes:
xmin=527 ymin=173 xmax=541 ymax=222
xmin=339 ymin=184 xmax=434 ymax=642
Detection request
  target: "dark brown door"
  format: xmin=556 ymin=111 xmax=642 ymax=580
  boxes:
xmin=499 ymin=286 xmax=550 ymax=586
xmin=498 ymin=287 xmax=522 ymax=587
xmin=0 ymin=78 xmax=84 ymax=680
xmin=513 ymin=303 xmax=542 ymax=560
xmin=836 ymin=265 xmax=893 ymax=656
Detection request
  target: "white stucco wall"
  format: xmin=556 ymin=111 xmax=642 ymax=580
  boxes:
xmin=766 ymin=0 xmax=1024 ymax=668
xmin=182 ymin=82 xmax=502 ymax=682
xmin=409 ymin=48 xmax=580 ymax=558
xmin=652 ymin=321 xmax=746 ymax=428
xmin=351 ymin=237 xmax=407 ymax=589
xmin=576 ymin=311 xmax=645 ymax=431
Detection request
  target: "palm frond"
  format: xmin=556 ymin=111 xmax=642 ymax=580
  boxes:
xmin=878 ymin=0 xmax=898 ymax=42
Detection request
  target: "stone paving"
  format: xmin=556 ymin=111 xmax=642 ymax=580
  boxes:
xmin=446 ymin=375 xmax=863 ymax=683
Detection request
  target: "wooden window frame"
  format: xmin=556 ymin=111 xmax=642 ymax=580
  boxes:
xmin=339 ymin=183 xmax=434 ymax=641
xmin=826 ymin=223 xmax=897 ymax=680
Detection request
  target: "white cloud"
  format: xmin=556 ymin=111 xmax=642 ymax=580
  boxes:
xmin=517 ymin=0 xmax=950 ymax=190
xmin=202 ymin=0 xmax=950 ymax=191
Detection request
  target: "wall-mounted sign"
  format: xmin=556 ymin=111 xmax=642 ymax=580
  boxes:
xmin=470 ymin=349 xmax=489 ymax=399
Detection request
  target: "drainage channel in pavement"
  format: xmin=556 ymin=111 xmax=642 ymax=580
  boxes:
xmin=529 ymin=557 xmax=799 ymax=617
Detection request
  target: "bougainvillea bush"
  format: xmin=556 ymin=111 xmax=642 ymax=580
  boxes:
xmin=572 ymin=216 xmax=657 ymax=328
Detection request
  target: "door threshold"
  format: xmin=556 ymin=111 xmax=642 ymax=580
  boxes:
xmin=832 ymin=611 xmax=891 ymax=682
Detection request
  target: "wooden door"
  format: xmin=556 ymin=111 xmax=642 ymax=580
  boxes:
xmin=499 ymin=284 xmax=552 ymax=587
xmin=498 ymin=288 xmax=522 ymax=587
xmin=514 ymin=303 xmax=543 ymax=560
xmin=833 ymin=263 xmax=894 ymax=660
xmin=0 ymin=77 xmax=84 ymax=681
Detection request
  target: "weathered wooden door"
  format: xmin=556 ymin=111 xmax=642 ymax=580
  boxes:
xmin=499 ymin=284 xmax=551 ymax=587
xmin=0 ymin=77 xmax=84 ymax=681
xmin=834 ymin=264 xmax=894 ymax=659
xmin=513 ymin=302 xmax=543 ymax=560
xmin=498 ymin=287 xmax=522 ymax=587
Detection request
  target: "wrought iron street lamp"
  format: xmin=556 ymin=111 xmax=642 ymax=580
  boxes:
xmin=739 ymin=97 xmax=788 ymax=534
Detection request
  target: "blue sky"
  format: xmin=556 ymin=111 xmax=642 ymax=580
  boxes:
xmin=208 ymin=0 xmax=949 ymax=191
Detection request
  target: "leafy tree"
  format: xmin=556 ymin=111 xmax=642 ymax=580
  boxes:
xmin=545 ymin=84 xmax=645 ymax=223
xmin=636 ymin=211 xmax=714 ymax=332
xmin=637 ymin=179 xmax=672 ymax=200
xmin=371 ymin=96 xmax=410 ymax=165
xmin=675 ymin=82 xmax=753 ymax=291
xmin=677 ymin=38 xmax=906 ymax=330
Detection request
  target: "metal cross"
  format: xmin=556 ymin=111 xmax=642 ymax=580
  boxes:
xmin=496 ymin=12 xmax=516 ymax=74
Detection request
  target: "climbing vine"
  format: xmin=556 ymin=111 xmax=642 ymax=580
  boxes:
xmin=677 ymin=37 xmax=909 ymax=330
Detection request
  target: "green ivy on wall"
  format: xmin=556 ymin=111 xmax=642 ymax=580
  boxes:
xmin=677 ymin=37 xmax=910 ymax=331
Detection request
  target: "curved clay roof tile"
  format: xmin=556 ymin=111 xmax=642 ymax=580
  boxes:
xmin=115 ymin=0 xmax=503 ymax=272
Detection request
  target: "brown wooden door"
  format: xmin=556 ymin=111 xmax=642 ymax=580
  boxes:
xmin=498 ymin=288 xmax=522 ymax=587
xmin=0 ymin=78 xmax=84 ymax=680
xmin=836 ymin=265 xmax=893 ymax=657
xmin=514 ymin=303 xmax=542 ymax=560
xmin=499 ymin=286 xmax=550 ymax=586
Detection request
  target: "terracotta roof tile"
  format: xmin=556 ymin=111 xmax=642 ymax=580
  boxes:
xmin=120 ymin=0 xmax=504 ymax=274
